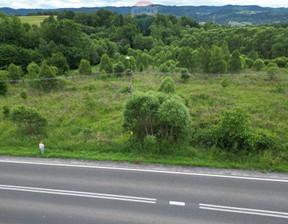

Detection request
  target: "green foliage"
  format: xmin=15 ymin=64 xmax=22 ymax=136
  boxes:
xmin=230 ymin=50 xmax=242 ymax=73
xmin=252 ymin=59 xmax=265 ymax=71
xmin=180 ymin=68 xmax=189 ymax=81
xmin=35 ymin=62 xmax=58 ymax=91
xmin=78 ymin=59 xmax=92 ymax=75
xmin=209 ymin=107 xmax=280 ymax=153
xmin=10 ymin=105 xmax=47 ymax=134
xmin=0 ymin=71 xmax=8 ymax=96
xmin=123 ymin=91 xmax=191 ymax=147
xmin=267 ymin=67 xmax=280 ymax=79
xmin=157 ymin=98 xmax=191 ymax=143
xmin=113 ymin=62 xmax=125 ymax=77
xmin=245 ymin=58 xmax=254 ymax=69
xmin=143 ymin=135 xmax=158 ymax=153
xmin=267 ymin=62 xmax=278 ymax=68
xmin=26 ymin=62 xmax=39 ymax=79
xmin=209 ymin=45 xmax=227 ymax=74
xmin=47 ymin=53 xmax=69 ymax=75
xmin=8 ymin=63 xmax=22 ymax=83
xmin=100 ymin=54 xmax=113 ymax=74
xmin=220 ymin=77 xmax=231 ymax=88
xmin=20 ymin=89 xmax=28 ymax=100
xmin=2 ymin=104 xmax=10 ymax=118
xmin=158 ymin=77 xmax=175 ymax=94
xmin=274 ymin=57 xmax=287 ymax=67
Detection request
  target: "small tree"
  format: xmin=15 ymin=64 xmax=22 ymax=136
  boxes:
xmin=158 ymin=77 xmax=175 ymax=94
xmin=0 ymin=71 xmax=8 ymax=96
xmin=209 ymin=45 xmax=227 ymax=74
xmin=10 ymin=105 xmax=47 ymax=134
xmin=252 ymin=59 xmax=265 ymax=71
xmin=26 ymin=62 xmax=40 ymax=79
xmin=78 ymin=59 xmax=92 ymax=75
xmin=113 ymin=62 xmax=125 ymax=77
xmin=47 ymin=53 xmax=69 ymax=75
xmin=230 ymin=50 xmax=242 ymax=73
xmin=8 ymin=63 xmax=22 ymax=83
xmin=100 ymin=54 xmax=113 ymax=74
xmin=36 ymin=62 xmax=58 ymax=91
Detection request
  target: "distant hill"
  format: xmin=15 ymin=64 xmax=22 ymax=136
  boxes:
xmin=1 ymin=5 xmax=288 ymax=25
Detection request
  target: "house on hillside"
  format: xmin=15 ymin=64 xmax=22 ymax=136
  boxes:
xmin=131 ymin=0 xmax=158 ymax=16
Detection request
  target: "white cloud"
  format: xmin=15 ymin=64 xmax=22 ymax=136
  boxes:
xmin=1 ymin=0 xmax=288 ymax=9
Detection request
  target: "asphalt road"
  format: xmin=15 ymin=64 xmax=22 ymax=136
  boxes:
xmin=0 ymin=158 xmax=288 ymax=224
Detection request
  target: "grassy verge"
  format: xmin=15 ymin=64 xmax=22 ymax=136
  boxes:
xmin=0 ymin=71 xmax=288 ymax=172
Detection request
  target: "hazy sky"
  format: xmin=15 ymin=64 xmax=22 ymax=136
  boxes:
xmin=1 ymin=0 xmax=288 ymax=9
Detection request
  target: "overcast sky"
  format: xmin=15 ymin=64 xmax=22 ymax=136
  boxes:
xmin=1 ymin=0 xmax=288 ymax=9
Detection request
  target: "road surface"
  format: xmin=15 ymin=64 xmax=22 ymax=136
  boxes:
xmin=0 ymin=158 xmax=287 ymax=224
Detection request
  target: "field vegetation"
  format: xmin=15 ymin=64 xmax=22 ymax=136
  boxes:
xmin=0 ymin=10 xmax=288 ymax=171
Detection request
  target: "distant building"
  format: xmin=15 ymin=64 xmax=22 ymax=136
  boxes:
xmin=131 ymin=1 xmax=158 ymax=16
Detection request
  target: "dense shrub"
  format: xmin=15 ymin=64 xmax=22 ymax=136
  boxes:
xmin=8 ymin=63 xmax=22 ymax=83
xmin=274 ymin=57 xmax=287 ymax=67
xmin=252 ymin=59 xmax=265 ymax=71
xmin=267 ymin=62 xmax=278 ymax=68
xmin=123 ymin=91 xmax=191 ymax=147
xmin=35 ymin=62 xmax=58 ymax=91
xmin=100 ymin=54 xmax=113 ymax=74
xmin=245 ymin=58 xmax=254 ymax=69
xmin=47 ymin=53 xmax=69 ymax=75
xmin=113 ymin=62 xmax=125 ymax=77
xmin=180 ymin=68 xmax=189 ymax=80
xmin=158 ymin=77 xmax=175 ymax=94
xmin=197 ymin=107 xmax=281 ymax=153
xmin=157 ymin=98 xmax=191 ymax=142
xmin=78 ymin=59 xmax=92 ymax=75
xmin=230 ymin=50 xmax=242 ymax=73
xmin=267 ymin=67 xmax=280 ymax=79
xmin=10 ymin=105 xmax=47 ymax=134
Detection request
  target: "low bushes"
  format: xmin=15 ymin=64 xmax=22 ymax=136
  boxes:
xmin=194 ymin=107 xmax=281 ymax=153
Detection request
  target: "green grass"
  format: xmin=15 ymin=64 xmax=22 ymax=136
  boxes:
xmin=19 ymin=16 xmax=52 ymax=26
xmin=1 ymin=71 xmax=288 ymax=172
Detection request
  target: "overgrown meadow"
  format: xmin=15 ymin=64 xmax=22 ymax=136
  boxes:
xmin=1 ymin=70 xmax=287 ymax=171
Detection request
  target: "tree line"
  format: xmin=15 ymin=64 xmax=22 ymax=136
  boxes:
xmin=1 ymin=10 xmax=288 ymax=84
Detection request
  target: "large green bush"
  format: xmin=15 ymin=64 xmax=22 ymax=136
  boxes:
xmin=123 ymin=90 xmax=191 ymax=148
xmin=10 ymin=105 xmax=47 ymax=134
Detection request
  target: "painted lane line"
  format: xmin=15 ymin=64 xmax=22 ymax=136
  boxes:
xmin=0 ymin=184 xmax=156 ymax=204
xmin=169 ymin=201 xmax=185 ymax=206
xmin=199 ymin=204 xmax=288 ymax=219
xmin=0 ymin=160 xmax=288 ymax=183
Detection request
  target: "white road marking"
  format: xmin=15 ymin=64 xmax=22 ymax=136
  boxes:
xmin=200 ymin=203 xmax=288 ymax=219
xmin=0 ymin=184 xmax=157 ymax=204
xmin=0 ymin=159 xmax=288 ymax=183
xmin=169 ymin=201 xmax=185 ymax=206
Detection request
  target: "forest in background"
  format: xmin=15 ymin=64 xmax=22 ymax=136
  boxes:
xmin=2 ymin=5 xmax=288 ymax=25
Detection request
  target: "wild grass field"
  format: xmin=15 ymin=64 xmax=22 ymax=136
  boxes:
xmin=0 ymin=71 xmax=288 ymax=171
xmin=19 ymin=16 xmax=51 ymax=26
